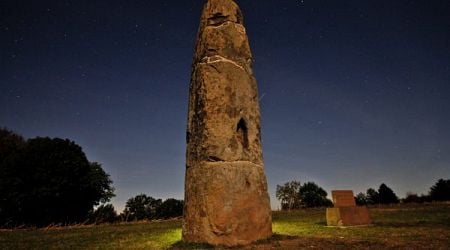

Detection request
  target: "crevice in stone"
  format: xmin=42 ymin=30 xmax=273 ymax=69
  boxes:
xmin=202 ymin=161 xmax=264 ymax=168
xmin=245 ymin=178 xmax=251 ymax=188
xmin=207 ymin=13 xmax=231 ymax=27
xmin=209 ymin=63 xmax=221 ymax=73
xmin=207 ymin=155 xmax=224 ymax=162
xmin=237 ymin=118 xmax=249 ymax=150
xmin=206 ymin=20 xmax=245 ymax=31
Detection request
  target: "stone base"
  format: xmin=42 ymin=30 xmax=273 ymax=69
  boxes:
xmin=183 ymin=161 xmax=272 ymax=246
xmin=326 ymin=207 xmax=371 ymax=226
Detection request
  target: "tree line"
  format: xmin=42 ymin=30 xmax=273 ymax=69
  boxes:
xmin=0 ymin=128 xmax=182 ymax=228
xmin=90 ymin=194 xmax=183 ymax=224
xmin=2 ymin=127 xmax=449 ymax=225
xmin=355 ymin=179 xmax=450 ymax=205
xmin=276 ymin=179 xmax=450 ymax=210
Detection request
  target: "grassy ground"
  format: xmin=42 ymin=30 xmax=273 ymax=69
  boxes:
xmin=269 ymin=203 xmax=450 ymax=249
xmin=0 ymin=203 xmax=449 ymax=249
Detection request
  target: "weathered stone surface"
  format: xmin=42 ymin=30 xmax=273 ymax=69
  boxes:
xmin=187 ymin=62 xmax=262 ymax=166
xmin=326 ymin=190 xmax=371 ymax=227
xmin=332 ymin=190 xmax=356 ymax=207
xmin=183 ymin=0 xmax=272 ymax=246
xmin=183 ymin=162 xmax=272 ymax=246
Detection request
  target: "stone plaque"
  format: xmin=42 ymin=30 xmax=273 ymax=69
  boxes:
xmin=327 ymin=190 xmax=371 ymax=226
xmin=332 ymin=190 xmax=356 ymax=207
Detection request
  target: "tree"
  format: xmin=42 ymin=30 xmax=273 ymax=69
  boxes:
xmin=378 ymin=183 xmax=399 ymax=204
xmin=0 ymin=128 xmax=26 ymax=226
xmin=403 ymin=192 xmax=421 ymax=204
xmin=429 ymin=179 xmax=450 ymax=201
xmin=366 ymin=188 xmax=380 ymax=205
xmin=90 ymin=204 xmax=117 ymax=224
xmin=355 ymin=192 xmax=367 ymax=205
xmin=156 ymin=199 xmax=183 ymax=219
xmin=123 ymin=194 xmax=162 ymax=221
xmin=0 ymin=130 xmax=115 ymax=227
xmin=276 ymin=181 xmax=301 ymax=210
xmin=298 ymin=182 xmax=332 ymax=208
xmin=86 ymin=162 xmax=116 ymax=205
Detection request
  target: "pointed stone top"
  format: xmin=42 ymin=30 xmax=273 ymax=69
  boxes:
xmin=194 ymin=0 xmax=251 ymax=72
xmin=201 ymin=0 xmax=243 ymax=27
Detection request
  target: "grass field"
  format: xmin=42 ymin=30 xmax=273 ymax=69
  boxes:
xmin=1 ymin=203 xmax=449 ymax=249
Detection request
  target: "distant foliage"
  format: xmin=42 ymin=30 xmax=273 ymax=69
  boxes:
xmin=122 ymin=194 xmax=183 ymax=221
xmin=355 ymin=192 xmax=368 ymax=205
xmin=276 ymin=181 xmax=301 ymax=210
xmin=365 ymin=184 xmax=399 ymax=205
xmin=366 ymin=188 xmax=380 ymax=205
xmin=419 ymin=194 xmax=432 ymax=203
xmin=402 ymin=192 xmax=421 ymax=203
xmin=157 ymin=199 xmax=184 ymax=219
xmin=123 ymin=194 xmax=162 ymax=221
xmin=0 ymin=129 xmax=26 ymax=226
xmin=429 ymin=179 xmax=450 ymax=201
xmin=378 ymin=183 xmax=399 ymax=204
xmin=402 ymin=193 xmax=431 ymax=203
xmin=89 ymin=204 xmax=117 ymax=224
xmin=276 ymin=181 xmax=332 ymax=209
xmin=0 ymin=128 xmax=115 ymax=227
xmin=298 ymin=182 xmax=332 ymax=208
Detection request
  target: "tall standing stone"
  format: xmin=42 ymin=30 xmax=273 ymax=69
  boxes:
xmin=183 ymin=0 xmax=272 ymax=246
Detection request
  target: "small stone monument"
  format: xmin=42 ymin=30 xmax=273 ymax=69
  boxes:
xmin=326 ymin=190 xmax=371 ymax=226
xmin=182 ymin=0 xmax=272 ymax=246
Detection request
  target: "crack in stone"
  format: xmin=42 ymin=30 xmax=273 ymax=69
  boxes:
xmin=203 ymin=160 xmax=264 ymax=168
xmin=207 ymin=155 xmax=224 ymax=162
xmin=206 ymin=20 xmax=246 ymax=34
xmin=199 ymin=55 xmax=245 ymax=71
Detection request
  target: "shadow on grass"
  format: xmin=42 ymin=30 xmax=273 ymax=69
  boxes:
xmin=170 ymin=234 xmax=298 ymax=249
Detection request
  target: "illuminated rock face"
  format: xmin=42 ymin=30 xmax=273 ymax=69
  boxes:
xmin=183 ymin=0 xmax=272 ymax=246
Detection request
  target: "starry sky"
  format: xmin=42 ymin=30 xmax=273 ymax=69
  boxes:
xmin=1 ymin=0 xmax=449 ymax=211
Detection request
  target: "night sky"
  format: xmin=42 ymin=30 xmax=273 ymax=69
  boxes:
xmin=1 ymin=0 xmax=449 ymax=210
